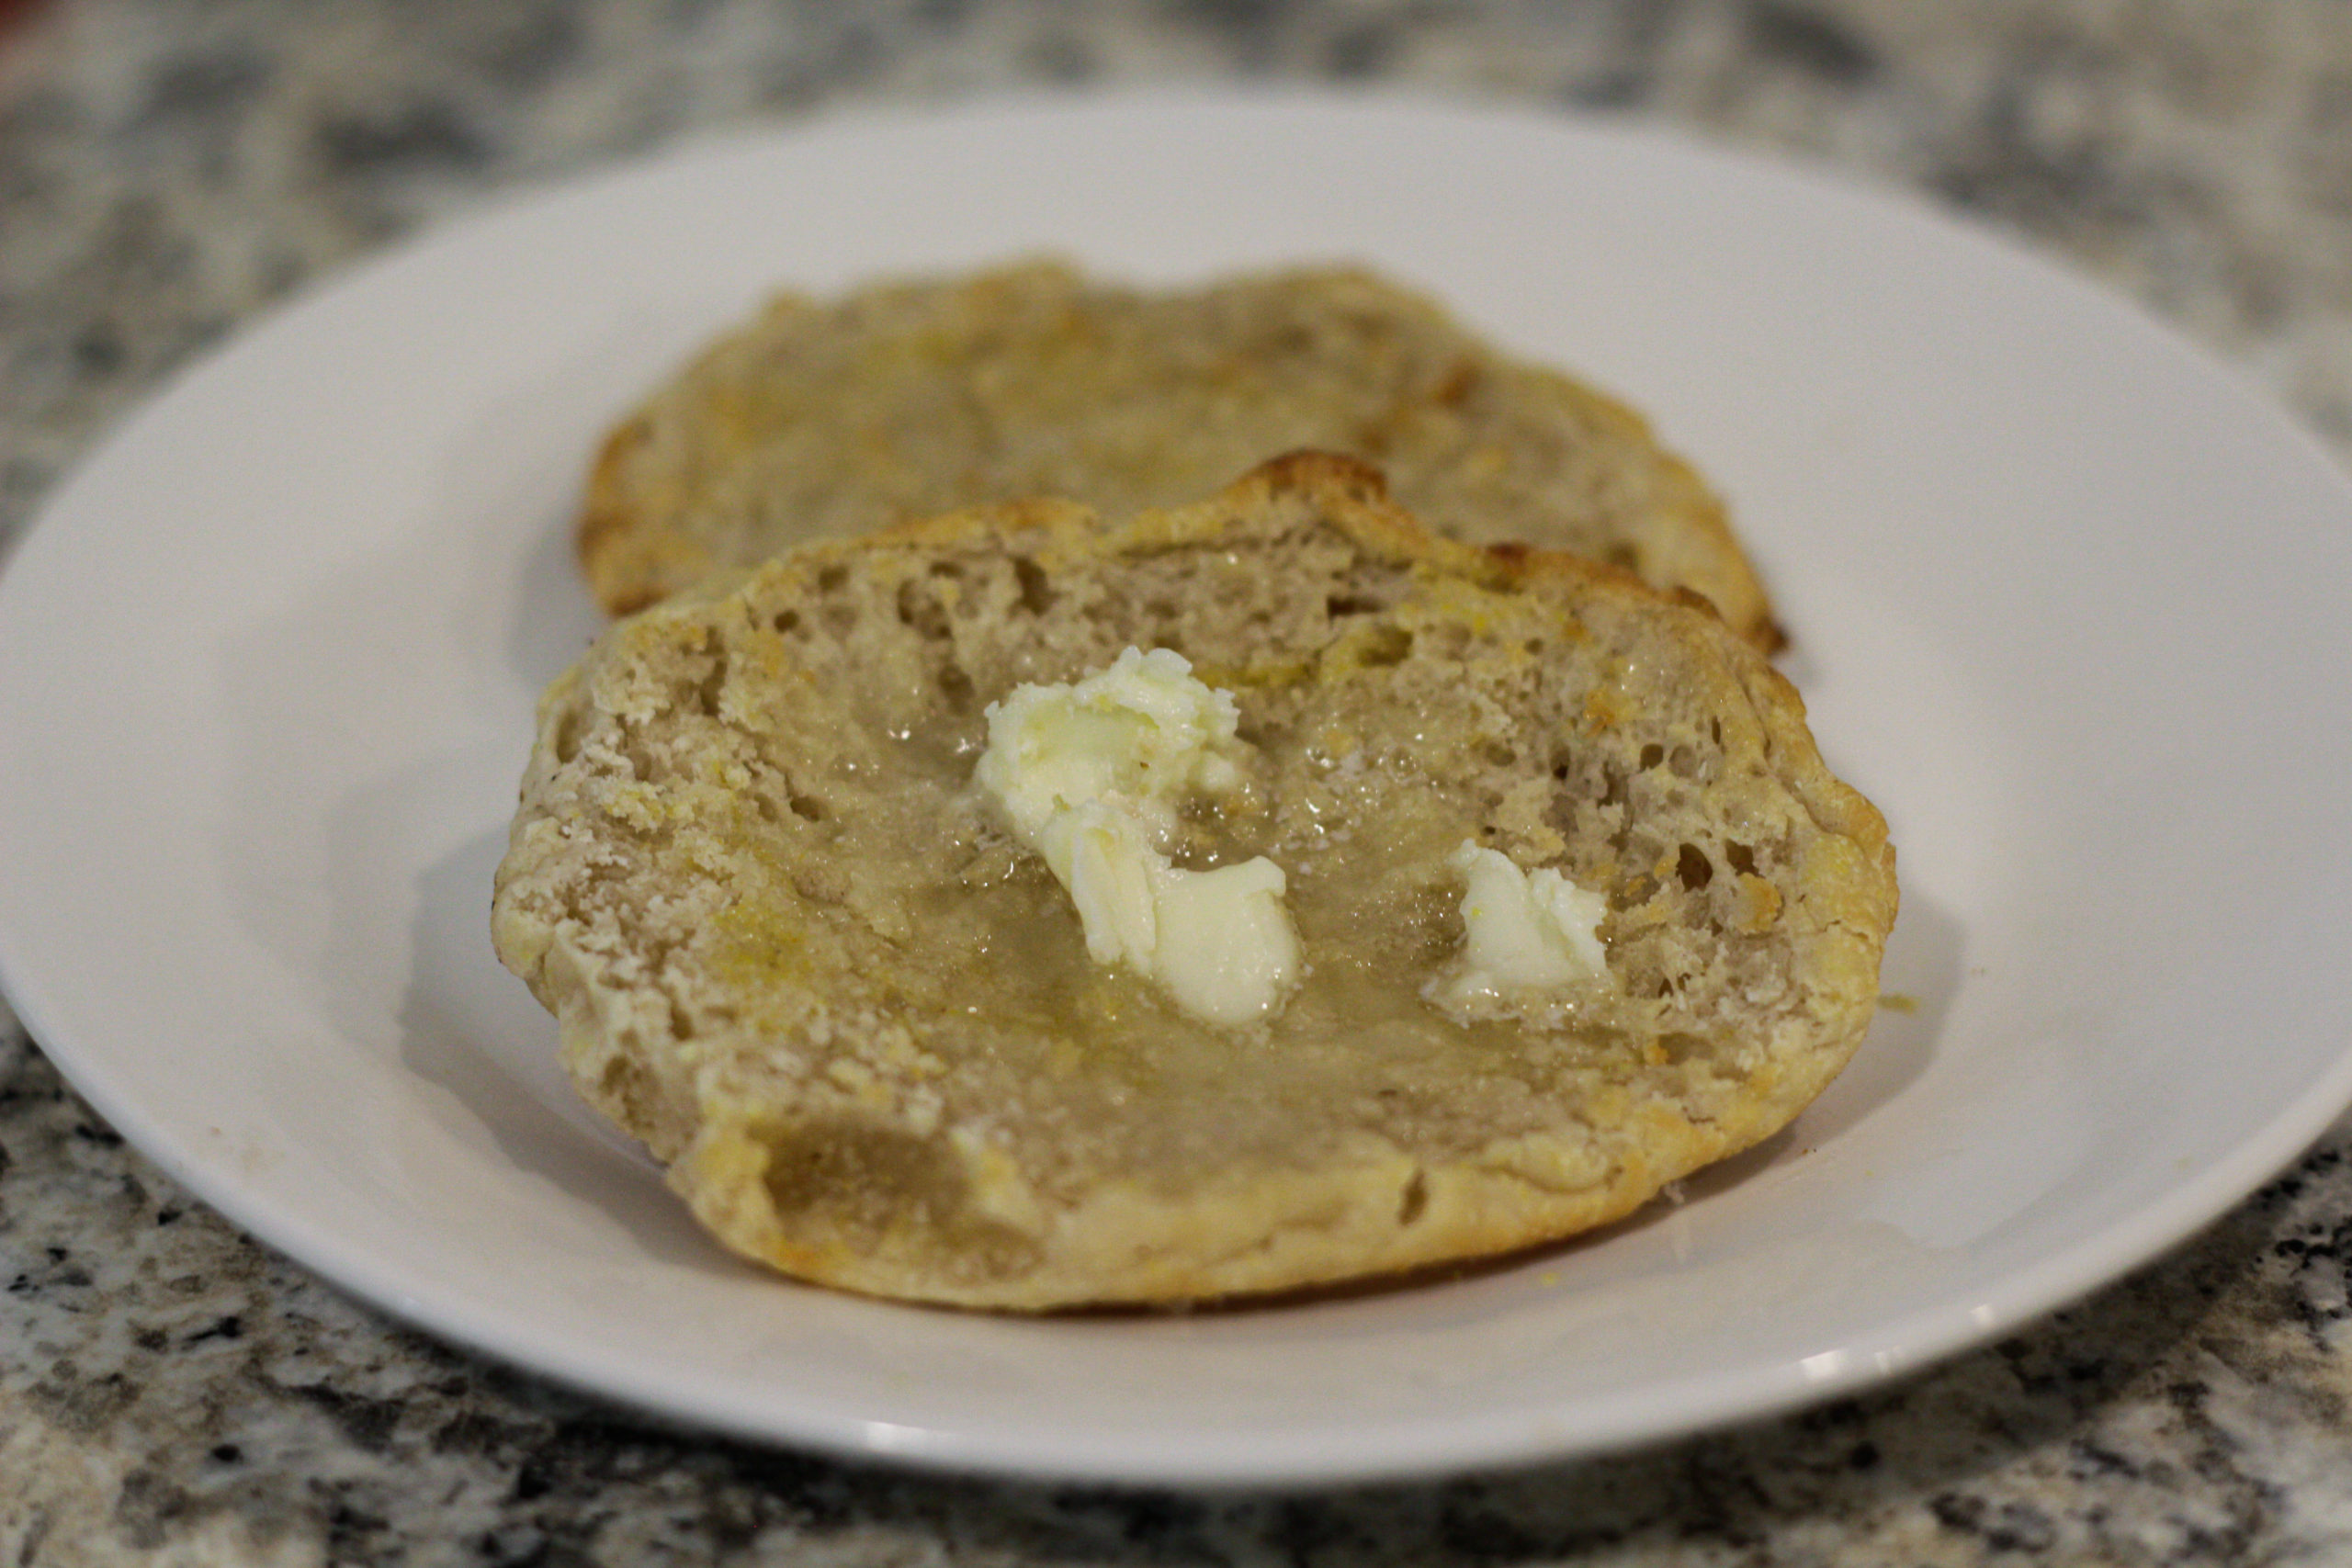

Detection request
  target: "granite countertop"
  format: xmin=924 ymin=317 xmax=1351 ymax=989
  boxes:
xmin=6 ymin=1 xmax=2352 ymax=1562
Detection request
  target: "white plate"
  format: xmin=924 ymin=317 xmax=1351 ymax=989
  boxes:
xmin=4 ymin=93 xmax=2350 ymax=1487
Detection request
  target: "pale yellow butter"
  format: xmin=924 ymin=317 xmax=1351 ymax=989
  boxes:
xmin=976 ymin=648 xmax=1299 ymax=1026
xmin=1431 ymin=840 xmax=1611 ymax=1017
xmin=975 ymin=646 xmax=1241 ymax=847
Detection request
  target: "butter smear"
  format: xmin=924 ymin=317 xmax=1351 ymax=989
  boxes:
xmin=974 ymin=647 xmax=1299 ymax=1026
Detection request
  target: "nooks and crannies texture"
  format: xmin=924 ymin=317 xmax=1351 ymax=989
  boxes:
xmin=494 ymin=453 xmax=1894 ymax=1310
xmin=577 ymin=260 xmax=1781 ymax=648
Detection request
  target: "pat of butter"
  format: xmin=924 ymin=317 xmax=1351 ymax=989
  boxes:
xmin=976 ymin=646 xmax=1241 ymax=849
xmin=976 ymin=648 xmax=1299 ymax=1026
xmin=1433 ymin=840 xmax=1610 ymax=1013
xmin=1057 ymin=805 xmax=1297 ymax=1027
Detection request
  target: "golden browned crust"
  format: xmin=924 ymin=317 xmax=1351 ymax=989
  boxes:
xmin=501 ymin=453 xmax=1893 ymax=1309
xmin=576 ymin=261 xmax=1780 ymax=646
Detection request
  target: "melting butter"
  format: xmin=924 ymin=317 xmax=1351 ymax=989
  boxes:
xmin=1430 ymin=840 xmax=1610 ymax=1019
xmin=975 ymin=648 xmax=1299 ymax=1027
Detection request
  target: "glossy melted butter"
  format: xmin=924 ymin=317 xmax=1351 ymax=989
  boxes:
xmin=703 ymin=642 xmax=1648 ymax=1185
xmin=973 ymin=648 xmax=1300 ymax=1027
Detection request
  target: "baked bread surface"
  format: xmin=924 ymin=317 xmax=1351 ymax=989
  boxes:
xmin=579 ymin=260 xmax=1779 ymax=647
xmin=500 ymin=454 xmax=1892 ymax=1309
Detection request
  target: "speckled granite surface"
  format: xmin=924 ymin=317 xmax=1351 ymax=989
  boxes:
xmin=5 ymin=1 xmax=2352 ymax=1562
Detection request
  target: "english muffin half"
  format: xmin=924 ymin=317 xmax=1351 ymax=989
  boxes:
xmin=580 ymin=260 xmax=1780 ymax=648
xmin=501 ymin=453 xmax=1890 ymax=1309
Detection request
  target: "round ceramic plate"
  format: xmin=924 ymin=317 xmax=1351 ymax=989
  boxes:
xmin=3 ymin=95 xmax=2349 ymax=1487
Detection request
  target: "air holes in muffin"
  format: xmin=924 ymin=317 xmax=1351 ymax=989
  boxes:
xmin=1726 ymin=841 xmax=1758 ymax=876
xmin=787 ymin=790 xmax=826 ymax=823
xmin=1639 ymin=743 xmax=1666 ymax=771
xmin=1657 ymin=1032 xmax=1709 ymax=1065
xmin=772 ymin=609 xmax=801 ymax=635
xmin=1398 ymin=1169 xmax=1430 ymax=1226
xmin=1480 ymin=740 xmax=1517 ymax=768
xmin=1327 ymin=592 xmax=1382 ymax=619
xmin=1012 ymin=556 xmax=1056 ymax=615
xmin=896 ymin=579 xmax=949 ymax=640
xmin=938 ymin=663 xmax=977 ymax=713
xmin=594 ymin=1052 xmax=661 ymax=1123
xmin=1677 ymin=843 xmax=1713 ymax=891
xmin=816 ymin=565 xmax=848 ymax=594
xmin=1357 ymin=624 xmax=1414 ymax=667
xmin=695 ymin=657 xmax=729 ymax=717
xmin=551 ymin=707 xmax=584 ymax=764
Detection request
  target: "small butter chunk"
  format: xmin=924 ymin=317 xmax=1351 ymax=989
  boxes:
xmin=976 ymin=648 xmax=1299 ymax=1026
xmin=1053 ymin=804 xmax=1160 ymax=966
xmin=1433 ymin=840 xmax=1611 ymax=1014
xmin=1145 ymin=855 xmax=1299 ymax=1027
xmin=974 ymin=646 xmax=1242 ymax=850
